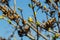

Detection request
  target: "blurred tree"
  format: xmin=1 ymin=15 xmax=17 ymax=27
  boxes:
xmin=0 ymin=0 xmax=60 ymax=40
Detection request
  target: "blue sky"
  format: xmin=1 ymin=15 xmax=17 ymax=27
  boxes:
xmin=0 ymin=0 xmax=60 ymax=40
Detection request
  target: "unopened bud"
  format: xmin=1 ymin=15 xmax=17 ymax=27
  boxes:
xmin=58 ymin=12 xmax=60 ymax=18
xmin=28 ymin=17 xmax=33 ymax=22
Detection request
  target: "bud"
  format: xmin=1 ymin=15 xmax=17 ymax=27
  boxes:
xmin=32 ymin=0 xmax=36 ymax=3
xmin=28 ymin=4 xmax=33 ymax=9
xmin=28 ymin=17 xmax=33 ymax=22
xmin=4 ymin=6 xmax=7 ymax=10
xmin=36 ymin=2 xmax=41 ymax=6
xmin=0 ymin=16 xmax=4 ymax=19
xmin=44 ymin=5 xmax=46 ymax=10
xmin=43 ymin=18 xmax=56 ymax=30
xmin=22 ymin=20 xmax=26 ymax=25
xmin=18 ymin=8 xmax=22 ymax=12
xmin=7 ymin=19 xmax=12 ymax=24
xmin=58 ymin=12 xmax=60 ymax=18
xmin=45 ymin=0 xmax=51 ymax=3
xmin=34 ymin=11 xmax=37 ymax=16
xmin=8 ymin=15 xmax=14 ymax=20
xmin=36 ymin=20 xmax=40 ymax=26
xmin=2 ymin=0 xmax=5 ymax=3
xmin=24 ymin=25 xmax=30 ymax=33
xmin=54 ymin=0 xmax=59 ymax=2
xmin=15 ymin=15 xmax=20 ymax=19
xmin=18 ymin=29 xmax=23 ymax=37
xmin=55 ymin=33 xmax=59 ymax=38
xmin=55 ymin=6 xmax=58 ymax=10
xmin=46 ymin=9 xmax=49 ymax=12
